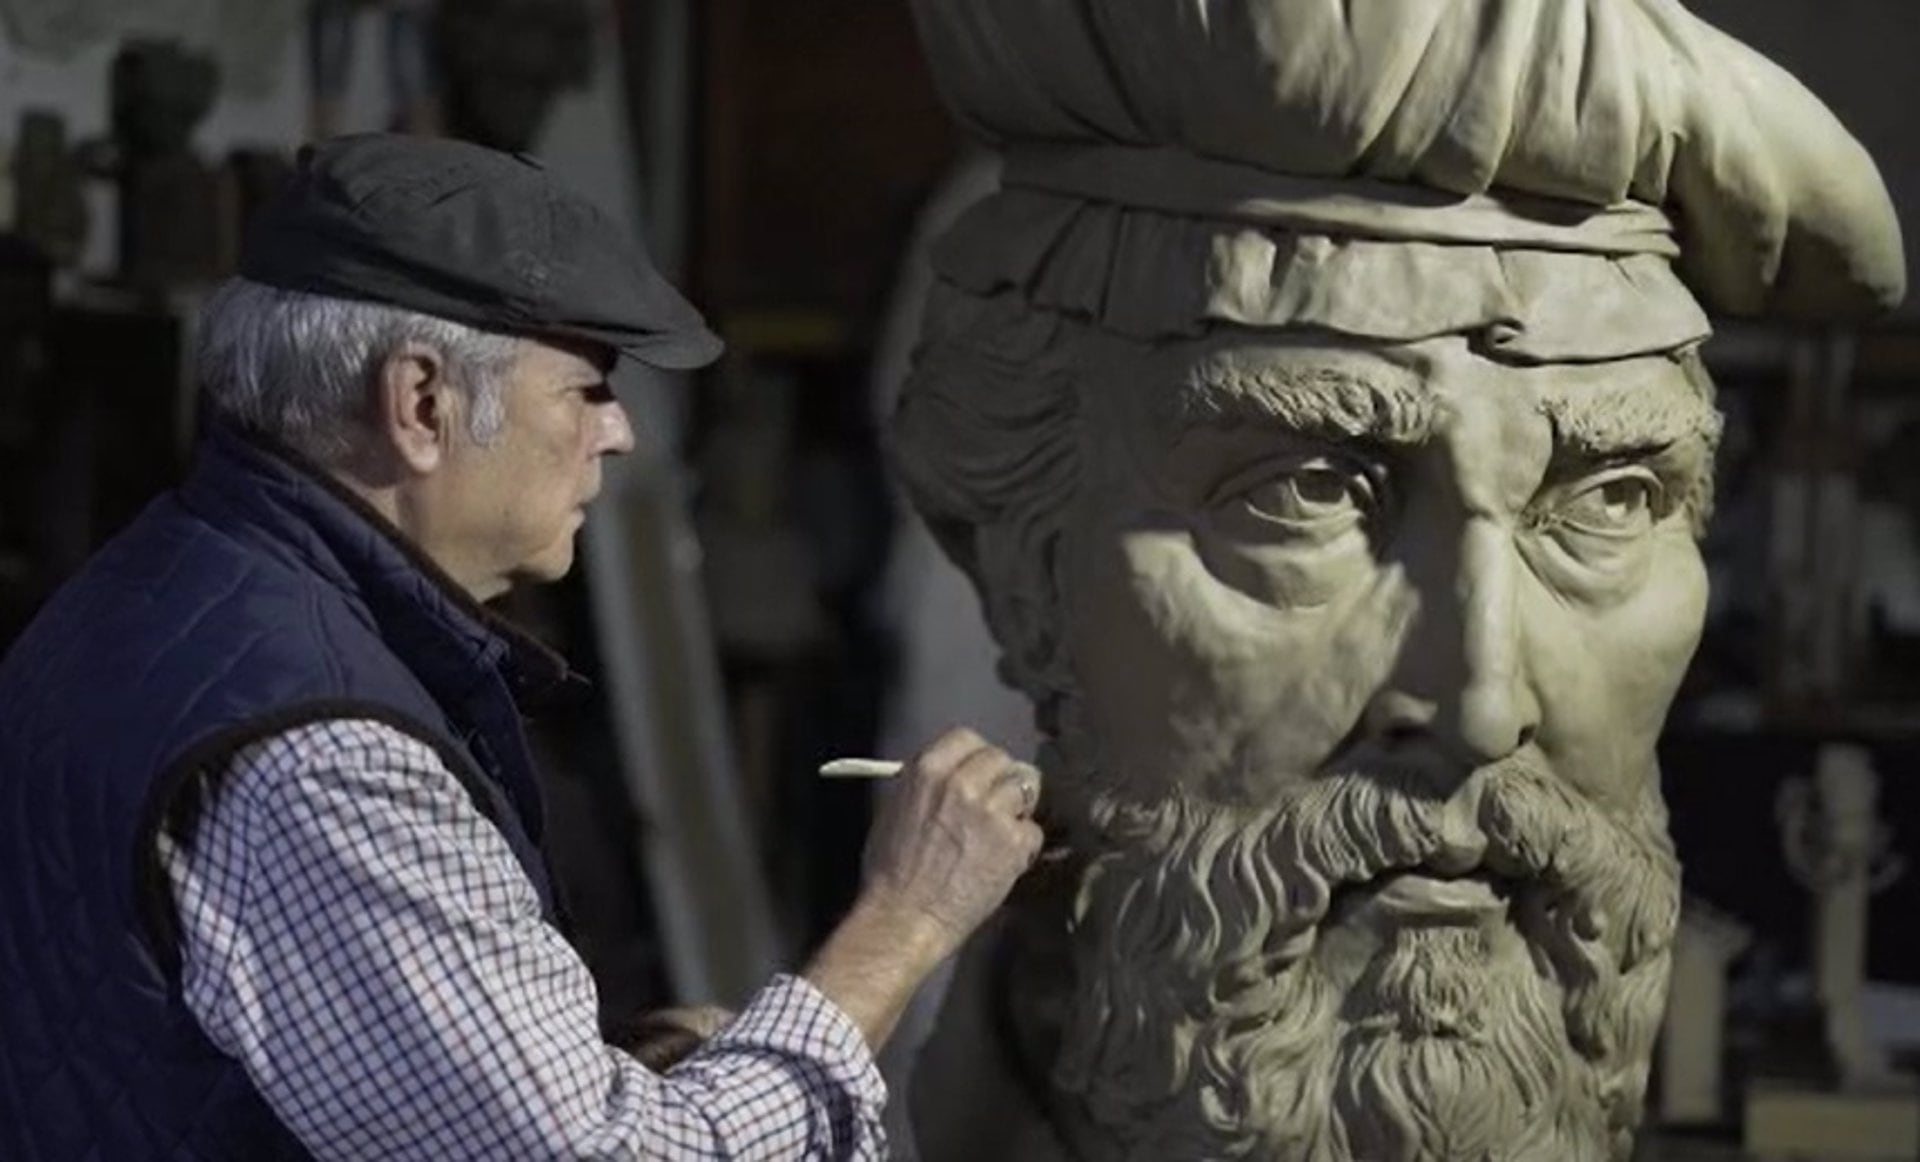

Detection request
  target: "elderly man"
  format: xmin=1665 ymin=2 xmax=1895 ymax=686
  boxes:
xmin=889 ymin=2 xmax=1905 ymax=1161
xmin=0 ymin=134 xmax=1043 ymax=1160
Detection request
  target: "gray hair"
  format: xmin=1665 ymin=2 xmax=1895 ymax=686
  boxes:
xmin=194 ymin=278 xmax=522 ymax=463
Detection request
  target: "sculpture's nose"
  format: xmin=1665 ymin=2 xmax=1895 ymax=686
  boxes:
xmin=1367 ymin=517 xmax=1540 ymax=770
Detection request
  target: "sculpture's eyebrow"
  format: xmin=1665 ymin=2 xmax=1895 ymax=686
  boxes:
xmin=1168 ymin=358 xmax=1724 ymax=458
xmin=1534 ymin=373 xmax=1724 ymax=459
xmin=1168 ymin=362 xmax=1438 ymax=446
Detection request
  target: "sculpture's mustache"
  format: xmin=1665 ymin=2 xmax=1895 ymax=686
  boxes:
xmin=1079 ymin=755 xmax=1681 ymax=990
xmin=1291 ymin=759 xmax=1675 ymax=963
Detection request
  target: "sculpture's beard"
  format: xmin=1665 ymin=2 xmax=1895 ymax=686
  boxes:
xmin=1041 ymin=740 xmax=1680 ymax=1162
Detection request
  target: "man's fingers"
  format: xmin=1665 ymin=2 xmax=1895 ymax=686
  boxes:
xmin=947 ymin=746 xmax=1033 ymax=810
xmin=912 ymin=726 xmax=992 ymax=778
xmin=856 ymin=726 xmax=1051 ymax=952
xmin=1017 ymin=819 xmax=1046 ymax=863
xmin=981 ymin=761 xmax=1043 ymax=819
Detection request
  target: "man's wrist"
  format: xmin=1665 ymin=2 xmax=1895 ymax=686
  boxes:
xmin=800 ymin=885 xmax=961 ymax=1051
xmin=840 ymin=885 xmax=957 ymax=974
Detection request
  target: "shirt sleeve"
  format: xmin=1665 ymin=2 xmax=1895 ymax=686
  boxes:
xmin=157 ymin=719 xmax=888 ymax=1161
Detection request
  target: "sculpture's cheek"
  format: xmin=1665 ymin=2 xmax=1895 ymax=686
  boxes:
xmin=1063 ymin=514 xmax=1412 ymax=802
xmin=1525 ymin=533 xmax=1709 ymax=807
xmin=1193 ymin=508 xmax=1383 ymax=610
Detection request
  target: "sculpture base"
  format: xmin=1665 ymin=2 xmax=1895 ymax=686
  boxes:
xmin=1743 ymin=1079 xmax=1920 ymax=1160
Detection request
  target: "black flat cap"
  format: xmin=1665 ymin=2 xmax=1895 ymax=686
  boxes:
xmin=241 ymin=133 xmax=722 ymax=371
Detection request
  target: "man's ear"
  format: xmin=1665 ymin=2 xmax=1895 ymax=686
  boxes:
xmin=374 ymin=341 xmax=460 ymax=474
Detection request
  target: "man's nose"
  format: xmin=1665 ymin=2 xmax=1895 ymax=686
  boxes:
xmin=599 ymin=400 xmax=637 ymax=455
xmin=1368 ymin=518 xmax=1541 ymax=767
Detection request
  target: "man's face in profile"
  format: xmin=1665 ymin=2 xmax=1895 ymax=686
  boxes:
xmin=1042 ymin=330 xmax=1720 ymax=1160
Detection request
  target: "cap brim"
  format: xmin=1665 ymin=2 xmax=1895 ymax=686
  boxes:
xmin=614 ymin=324 xmax=726 ymax=372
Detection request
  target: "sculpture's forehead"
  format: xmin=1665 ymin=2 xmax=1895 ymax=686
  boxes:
xmin=1092 ymin=332 xmax=1720 ymax=456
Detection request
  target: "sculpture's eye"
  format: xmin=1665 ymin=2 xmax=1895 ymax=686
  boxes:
xmin=1198 ymin=450 xmax=1389 ymax=606
xmin=1554 ymin=469 xmax=1664 ymax=538
xmin=1230 ymin=456 xmax=1381 ymax=529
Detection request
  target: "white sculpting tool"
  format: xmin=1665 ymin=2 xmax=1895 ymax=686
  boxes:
xmin=819 ymin=758 xmax=904 ymax=778
xmin=821 ymin=756 xmax=1067 ymax=861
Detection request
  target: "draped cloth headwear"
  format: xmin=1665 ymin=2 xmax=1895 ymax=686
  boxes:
xmin=908 ymin=0 xmax=1906 ymax=362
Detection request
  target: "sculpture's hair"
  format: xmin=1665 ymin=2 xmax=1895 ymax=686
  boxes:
xmin=890 ymin=286 xmax=1087 ymax=721
xmin=195 ymin=278 xmax=521 ymax=464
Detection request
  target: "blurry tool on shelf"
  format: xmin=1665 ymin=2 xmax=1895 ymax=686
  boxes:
xmin=1746 ymin=744 xmax=1919 ymax=1160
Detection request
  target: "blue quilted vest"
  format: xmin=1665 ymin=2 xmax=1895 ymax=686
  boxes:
xmin=0 ymin=424 xmax=573 ymax=1160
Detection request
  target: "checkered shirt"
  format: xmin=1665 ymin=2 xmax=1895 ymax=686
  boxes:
xmin=156 ymin=718 xmax=889 ymax=1160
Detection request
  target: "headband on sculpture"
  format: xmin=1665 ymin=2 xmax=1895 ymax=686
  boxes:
xmin=910 ymin=0 xmax=1906 ymax=361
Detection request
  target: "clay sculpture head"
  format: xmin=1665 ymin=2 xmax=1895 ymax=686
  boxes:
xmin=892 ymin=2 xmax=1905 ymax=1158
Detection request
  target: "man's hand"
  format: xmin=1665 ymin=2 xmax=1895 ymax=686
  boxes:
xmin=803 ymin=728 xmax=1044 ymax=1050
xmin=859 ymin=728 xmax=1044 ymax=950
